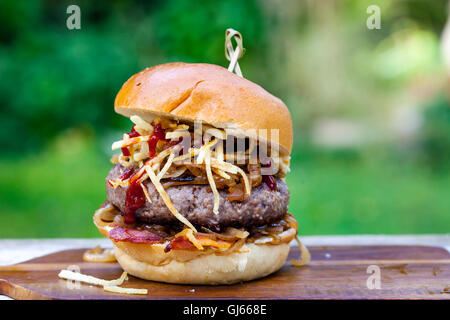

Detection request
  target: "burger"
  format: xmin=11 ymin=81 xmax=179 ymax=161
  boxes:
xmin=93 ymin=62 xmax=309 ymax=285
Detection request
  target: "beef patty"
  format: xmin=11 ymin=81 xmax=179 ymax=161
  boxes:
xmin=106 ymin=164 xmax=290 ymax=229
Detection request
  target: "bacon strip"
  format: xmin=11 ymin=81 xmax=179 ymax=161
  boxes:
xmin=164 ymin=236 xmax=195 ymax=252
xmin=109 ymin=226 xmax=162 ymax=244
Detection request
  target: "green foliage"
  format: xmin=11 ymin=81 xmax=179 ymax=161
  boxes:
xmin=0 ymin=0 xmax=267 ymax=155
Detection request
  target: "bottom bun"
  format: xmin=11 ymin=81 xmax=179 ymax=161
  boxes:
xmin=112 ymin=242 xmax=290 ymax=285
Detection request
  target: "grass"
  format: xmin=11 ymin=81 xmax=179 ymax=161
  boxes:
xmin=0 ymin=129 xmax=109 ymax=238
xmin=287 ymin=148 xmax=450 ymax=235
xmin=0 ymin=132 xmax=448 ymax=238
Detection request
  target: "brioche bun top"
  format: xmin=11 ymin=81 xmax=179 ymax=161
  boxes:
xmin=114 ymin=63 xmax=293 ymax=155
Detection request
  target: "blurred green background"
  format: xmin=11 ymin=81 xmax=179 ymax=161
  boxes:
xmin=1 ymin=0 xmax=449 ymax=238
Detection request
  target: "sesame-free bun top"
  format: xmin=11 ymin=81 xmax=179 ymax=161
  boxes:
xmin=114 ymin=63 xmax=293 ymax=155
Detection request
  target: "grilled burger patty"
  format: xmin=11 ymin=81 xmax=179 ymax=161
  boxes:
xmin=106 ymin=164 xmax=290 ymax=229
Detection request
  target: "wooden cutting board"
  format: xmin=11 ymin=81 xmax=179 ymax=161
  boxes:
xmin=0 ymin=245 xmax=449 ymax=300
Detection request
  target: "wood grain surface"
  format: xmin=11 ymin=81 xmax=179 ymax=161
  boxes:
xmin=0 ymin=245 xmax=449 ymax=300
